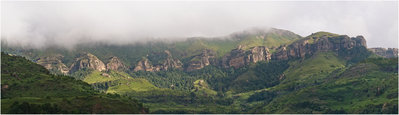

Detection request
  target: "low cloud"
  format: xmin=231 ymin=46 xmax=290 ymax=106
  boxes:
xmin=2 ymin=1 xmax=398 ymax=49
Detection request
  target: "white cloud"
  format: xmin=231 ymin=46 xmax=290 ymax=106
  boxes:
xmin=1 ymin=1 xmax=398 ymax=48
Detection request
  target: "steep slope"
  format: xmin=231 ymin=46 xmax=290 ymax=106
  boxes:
xmin=133 ymin=50 xmax=183 ymax=72
xmin=171 ymin=28 xmax=301 ymax=59
xmin=106 ymin=56 xmax=128 ymax=71
xmin=69 ymin=53 xmax=106 ymax=73
xmin=1 ymin=52 xmax=147 ymax=114
xmin=272 ymin=32 xmax=368 ymax=61
xmin=35 ymin=54 xmax=69 ymax=74
xmin=247 ymin=54 xmax=398 ymax=113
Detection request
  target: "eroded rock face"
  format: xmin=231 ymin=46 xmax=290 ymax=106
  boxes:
xmin=369 ymin=48 xmax=398 ymax=58
xmin=36 ymin=54 xmax=69 ymax=74
xmin=159 ymin=50 xmax=183 ymax=71
xmin=249 ymin=46 xmax=272 ymax=63
xmin=133 ymin=58 xmax=154 ymax=72
xmin=222 ymin=46 xmax=271 ymax=68
xmin=133 ymin=50 xmax=183 ymax=72
xmin=186 ymin=49 xmax=216 ymax=71
xmin=272 ymin=35 xmax=368 ymax=60
xmin=69 ymin=53 xmax=106 ymax=73
xmin=106 ymin=56 xmax=127 ymax=71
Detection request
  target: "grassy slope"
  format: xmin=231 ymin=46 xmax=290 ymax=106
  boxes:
xmin=1 ymin=52 xmax=146 ymax=113
xmin=246 ymin=53 xmax=398 ymax=113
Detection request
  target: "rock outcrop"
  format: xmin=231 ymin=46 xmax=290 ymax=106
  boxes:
xmin=157 ymin=50 xmax=183 ymax=71
xmin=272 ymin=34 xmax=367 ymax=60
xmin=133 ymin=58 xmax=154 ymax=72
xmin=369 ymin=48 xmax=398 ymax=58
xmin=106 ymin=56 xmax=127 ymax=71
xmin=69 ymin=53 xmax=106 ymax=73
xmin=133 ymin=50 xmax=183 ymax=72
xmin=36 ymin=54 xmax=69 ymax=74
xmin=186 ymin=49 xmax=216 ymax=71
xmin=222 ymin=46 xmax=271 ymax=68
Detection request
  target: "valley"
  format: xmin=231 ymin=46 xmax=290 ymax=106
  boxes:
xmin=1 ymin=28 xmax=398 ymax=113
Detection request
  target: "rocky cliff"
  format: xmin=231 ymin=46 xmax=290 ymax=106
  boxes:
xmin=222 ymin=45 xmax=271 ymax=68
xmin=369 ymin=48 xmax=398 ymax=58
xmin=272 ymin=32 xmax=367 ymax=60
xmin=35 ymin=54 xmax=69 ymax=74
xmin=186 ymin=49 xmax=216 ymax=71
xmin=133 ymin=50 xmax=183 ymax=72
xmin=133 ymin=58 xmax=154 ymax=72
xmin=106 ymin=56 xmax=127 ymax=71
xmin=69 ymin=53 xmax=106 ymax=73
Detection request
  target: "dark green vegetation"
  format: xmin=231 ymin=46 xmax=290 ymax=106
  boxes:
xmin=1 ymin=29 xmax=398 ymax=113
xmin=1 ymin=28 xmax=300 ymax=67
xmin=1 ymin=53 xmax=147 ymax=113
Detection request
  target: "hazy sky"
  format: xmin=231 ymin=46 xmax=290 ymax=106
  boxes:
xmin=1 ymin=0 xmax=398 ymax=48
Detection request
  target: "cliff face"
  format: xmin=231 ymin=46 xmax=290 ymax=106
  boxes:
xmin=36 ymin=54 xmax=69 ymax=74
xmin=222 ymin=46 xmax=271 ymax=68
xmin=106 ymin=56 xmax=127 ymax=71
xmin=272 ymin=34 xmax=367 ymax=60
xmin=69 ymin=53 xmax=106 ymax=73
xmin=133 ymin=50 xmax=183 ymax=72
xmin=133 ymin=58 xmax=154 ymax=72
xmin=186 ymin=49 xmax=216 ymax=71
xmin=157 ymin=50 xmax=183 ymax=71
xmin=369 ymin=48 xmax=398 ymax=58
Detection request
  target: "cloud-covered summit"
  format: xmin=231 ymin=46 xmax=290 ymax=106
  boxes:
xmin=2 ymin=1 xmax=397 ymax=49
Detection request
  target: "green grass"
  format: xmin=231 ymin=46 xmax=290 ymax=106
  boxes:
xmin=248 ymin=56 xmax=398 ymax=114
xmin=275 ymin=52 xmax=346 ymax=90
xmin=1 ymin=52 xmax=147 ymax=113
xmin=192 ymin=79 xmax=218 ymax=96
xmin=107 ymin=78 xmax=158 ymax=93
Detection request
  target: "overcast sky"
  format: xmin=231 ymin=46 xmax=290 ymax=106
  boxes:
xmin=1 ymin=0 xmax=398 ymax=48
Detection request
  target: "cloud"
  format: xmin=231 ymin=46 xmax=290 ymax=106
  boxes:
xmin=1 ymin=1 xmax=398 ymax=49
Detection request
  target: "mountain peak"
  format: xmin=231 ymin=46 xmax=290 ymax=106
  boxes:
xmin=307 ymin=31 xmax=340 ymax=38
xmin=69 ymin=53 xmax=106 ymax=73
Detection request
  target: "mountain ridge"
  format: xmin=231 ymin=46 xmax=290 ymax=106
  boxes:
xmin=1 ymin=27 xmax=398 ymax=113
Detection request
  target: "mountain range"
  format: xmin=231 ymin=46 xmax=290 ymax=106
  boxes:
xmin=1 ymin=28 xmax=398 ymax=113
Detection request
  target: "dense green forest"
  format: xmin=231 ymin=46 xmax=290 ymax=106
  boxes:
xmin=1 ymin=52 xmax=148 ymax=113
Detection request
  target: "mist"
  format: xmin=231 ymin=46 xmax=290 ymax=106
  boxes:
xmin=2 ymin=1 xmax=398 ymax=49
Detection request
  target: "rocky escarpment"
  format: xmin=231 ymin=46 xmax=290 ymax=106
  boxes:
xmin=133 ymin=58 xmax=154 ymax=72
xmin=369 ymin=48 xmax=398 ymax=58
xmin=186 ymin=49 xmax=216 ymax=71
xmin=272 ymin=33 xmax=367 ymax=60
xmin=69 ymin=53 xmax=106 ymax=73
xmin=35 ymin=54 xmax=69 ymax=74
xmin=106 ymin=56 xmax=127 ymax=71
xmin=222 ymin=45 xmax=271 ymax=68
xmin=133 ymin=50 xmax=183 ymax=72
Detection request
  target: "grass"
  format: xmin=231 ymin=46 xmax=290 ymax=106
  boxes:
xmin=1 ymin=52 xmax=146 ymax=113
xmin=106 ymin=78 xmax=158 ymax=93
xmin=249 ymin=56 xmax=398 ymax=113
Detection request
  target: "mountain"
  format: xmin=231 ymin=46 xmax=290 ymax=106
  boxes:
xmin=35 ymin=54 xmax=70 ymax=74
xmin=106 ymin=56 xmax=128 ymax=71
xmin=1 ymin=28 xmax=398 ymax=113
xmin=69 ymin=53 xmax=107 ymax=73
xmin=133 ymin=50 xmax=183 ymax=72
xmin=1 ymin=52 xmax=148 ymax=114
xmin=369 ymin=48 xmax=399 ymax=58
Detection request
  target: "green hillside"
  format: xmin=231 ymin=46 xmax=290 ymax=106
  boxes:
xmin=1 ymin=28 xmax=301 ymax=67
xmin=1 ymin=29 xmax=397 ymax=114
xmin=248 ymin=53 xmax=398 ymax=113
xmin=1 ymin=52 xmax=147 ymax=114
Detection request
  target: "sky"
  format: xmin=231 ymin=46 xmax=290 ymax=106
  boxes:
xmin=1 ymin=0 xmax=398 ymax=49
